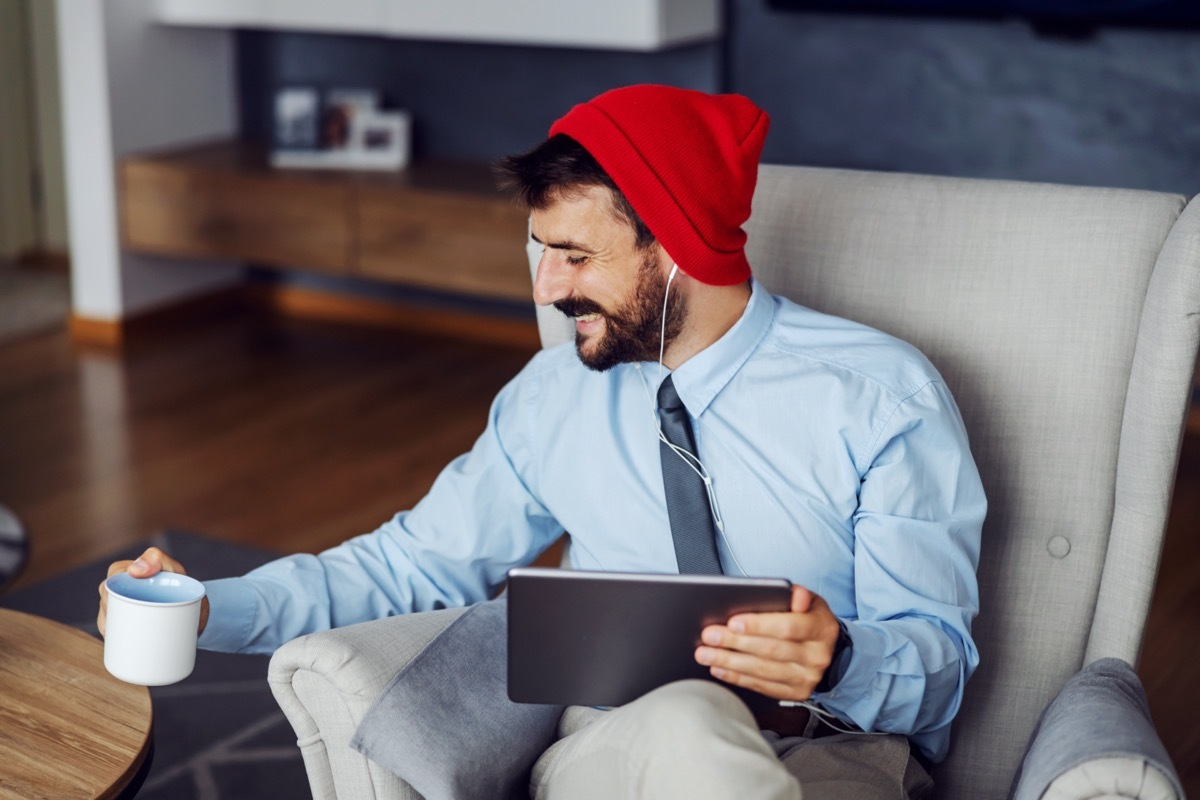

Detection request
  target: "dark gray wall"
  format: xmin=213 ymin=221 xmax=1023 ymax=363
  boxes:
xmin=733 ymin=5 xmax=1200 ymax=194
xmin=238 ymin=2 xmax=1200 ymax=195
xmin=237 ymin=31 xmax=721 ymax=162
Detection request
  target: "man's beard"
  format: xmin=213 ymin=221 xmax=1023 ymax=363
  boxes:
xmin=554 ymin=254 xmax=687 ymax=372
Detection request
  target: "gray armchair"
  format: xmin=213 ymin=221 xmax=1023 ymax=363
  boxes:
xmin=269 ymin=164 xmax=1198 ymax=799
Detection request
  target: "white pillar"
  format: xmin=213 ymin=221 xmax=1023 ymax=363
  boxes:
xmin=56 ymin=0 xmax=242 ymax=322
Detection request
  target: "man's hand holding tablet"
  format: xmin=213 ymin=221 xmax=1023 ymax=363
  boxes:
xmin=695 ymin=584 xmax=842 ymax=702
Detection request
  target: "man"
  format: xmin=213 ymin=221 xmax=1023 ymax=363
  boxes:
xmin=99 ymin=85 xmax=985 ymax=799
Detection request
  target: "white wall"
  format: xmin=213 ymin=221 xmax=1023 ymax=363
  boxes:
xmin=57 ymin=0 xmax=242 ymax=321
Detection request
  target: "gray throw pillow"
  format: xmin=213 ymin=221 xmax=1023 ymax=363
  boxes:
xmin=1008 ymin=657 xmax=1182 ymax=800
xmin=350 ymin=599 xmax=565 ymax=800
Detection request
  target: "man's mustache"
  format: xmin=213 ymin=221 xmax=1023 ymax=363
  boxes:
xmin=554 ymin=297 xmax=606 ymax=319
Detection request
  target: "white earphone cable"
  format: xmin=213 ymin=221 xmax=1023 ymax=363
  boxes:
xmin=776 ymin=700 xmax=873 ymax=736
xmin=656 ymin=263 xmax=678 ymax=390
xmin=637 ymin=262 xmax=747 ymax=576
xmin=651 ymin=266 xmax=857 ymax=722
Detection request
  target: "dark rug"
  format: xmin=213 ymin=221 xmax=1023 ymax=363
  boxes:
xmin=0 ymin=530 xmax=312 ymax=799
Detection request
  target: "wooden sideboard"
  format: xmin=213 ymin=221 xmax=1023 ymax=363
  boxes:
xmin=119 ymin=140 xmax=533 ymax=303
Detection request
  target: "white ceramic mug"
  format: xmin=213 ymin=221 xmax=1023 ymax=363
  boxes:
xmin=104 ymin=572 xmax=205 ymax=686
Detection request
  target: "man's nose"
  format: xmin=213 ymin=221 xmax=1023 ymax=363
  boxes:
xmin=532 ymin=251 xmax=572 ymax=307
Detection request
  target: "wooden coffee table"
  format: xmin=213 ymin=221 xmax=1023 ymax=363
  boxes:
xmin=0 ymin=608 xmax=153 ymax=799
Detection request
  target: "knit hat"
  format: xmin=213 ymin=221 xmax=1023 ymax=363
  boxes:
xmin=549 ymin=84 xmax=769 ymax=286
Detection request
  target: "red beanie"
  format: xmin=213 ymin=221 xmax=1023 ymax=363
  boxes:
xmin=549 ymin=85 xmax=769 ymax=286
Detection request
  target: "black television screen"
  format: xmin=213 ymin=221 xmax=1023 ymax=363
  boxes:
xmin=766 ymin=0 xmax=1200 ymax=29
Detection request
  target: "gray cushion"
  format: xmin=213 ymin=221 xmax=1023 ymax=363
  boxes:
xmin=1008 ymin=658 xmax=1182 ymax=800
xmin=350 ymin=600 xmax=564 ymax=800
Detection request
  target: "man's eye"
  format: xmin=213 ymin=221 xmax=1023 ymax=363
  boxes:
xmin=566 ymin=255 xmax=588 ymax=266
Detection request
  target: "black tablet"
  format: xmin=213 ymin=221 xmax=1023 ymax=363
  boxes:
xmin=506 ymin=567 xmax=792 ymax=707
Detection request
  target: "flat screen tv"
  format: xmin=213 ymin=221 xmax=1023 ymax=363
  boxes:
xmin=767 ymin=0 xmax=1200 ymax=31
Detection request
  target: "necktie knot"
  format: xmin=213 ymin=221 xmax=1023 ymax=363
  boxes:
xmin=657 ymin=375 xmax=685 ymax=413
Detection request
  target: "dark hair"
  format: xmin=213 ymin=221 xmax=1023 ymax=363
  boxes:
xmin=494 ymin=134 xmax=656 ymax=250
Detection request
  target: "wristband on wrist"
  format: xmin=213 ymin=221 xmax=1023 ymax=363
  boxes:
xmin=815 ymin=618 xmax=852 ymax=694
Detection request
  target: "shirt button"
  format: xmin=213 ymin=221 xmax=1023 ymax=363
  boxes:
xmin=1048 ymin=536 xmax=1071 ymax=559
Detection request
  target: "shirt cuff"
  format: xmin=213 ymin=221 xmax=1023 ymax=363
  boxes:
xmin=197 ymin=577 xmax=258 ymax=653
xmin=809 ymin=619 xmax=887 ymax=724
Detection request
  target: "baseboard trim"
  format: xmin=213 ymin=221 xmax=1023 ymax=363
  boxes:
xmin=69 ymin=285 xmax=248 ymax=347
xmin=68 ymin=314 xmax=123 ymax=347
xmin=252 ymin=283 xmax=541 ymax=351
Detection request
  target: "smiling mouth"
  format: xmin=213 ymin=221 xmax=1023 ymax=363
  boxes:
xmin=575 ymin=313 xmax=602 ymax=323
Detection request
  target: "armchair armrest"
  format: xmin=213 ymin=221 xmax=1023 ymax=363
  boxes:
xmin=268 ymin=608 xmax=467 ymax=800
xmin=1009 ymin=658 xmax=1183 ymax=800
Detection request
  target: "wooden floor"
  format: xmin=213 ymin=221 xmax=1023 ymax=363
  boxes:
xmin=0 ymin=311 xmax=1196 ymax=795
xmin=0 ymin=310 xmax=539 ymax=581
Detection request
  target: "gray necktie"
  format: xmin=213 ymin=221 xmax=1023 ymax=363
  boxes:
xmin=657 ymin=375 xmax=723 ymax=575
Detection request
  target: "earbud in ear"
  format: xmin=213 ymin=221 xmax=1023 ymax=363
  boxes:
xmin=668 ymin=264 xmax=679 ymax=281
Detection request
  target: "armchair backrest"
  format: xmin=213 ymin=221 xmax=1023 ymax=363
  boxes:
xmin=533 ymin=165 xmax=1200 ymax=798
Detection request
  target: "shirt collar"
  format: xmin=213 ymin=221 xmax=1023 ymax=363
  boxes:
xmin=663 ymin=278 xmax=775 ymax=418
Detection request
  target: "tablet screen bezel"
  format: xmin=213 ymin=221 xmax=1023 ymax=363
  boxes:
xmin=506 ymin=567 xmax=792 ymax=707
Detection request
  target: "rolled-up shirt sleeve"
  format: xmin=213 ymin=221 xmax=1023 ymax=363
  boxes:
xmin=813 ymin=380 xmax=985 ymax=763
xmin=199 ymin=361 xmax=562 ymax=655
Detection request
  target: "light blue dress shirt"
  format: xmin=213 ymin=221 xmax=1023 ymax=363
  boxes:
xmin=199 ymin=279 xmax=985 ymax=762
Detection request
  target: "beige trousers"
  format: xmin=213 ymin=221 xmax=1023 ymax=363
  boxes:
xmin=530 ymin=680 xmax=932 ymax=800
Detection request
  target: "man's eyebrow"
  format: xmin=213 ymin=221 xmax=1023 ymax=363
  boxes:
xmin=529 ymin=233 xmax=596 ymax=253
